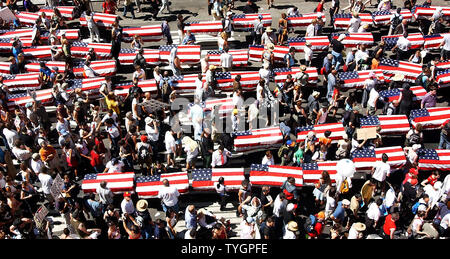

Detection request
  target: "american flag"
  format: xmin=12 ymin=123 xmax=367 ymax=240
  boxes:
xmin=113 ymin=80 xmax=158 ymax=96
xmin=338 ymin=70 xmax=385 ymax=88
xmin=417 ymin=149 xmax=450 ymax=171
xmin=412 ymin=5 xmax=450 ymax=20
xmin=81 ymin=172 xmax=135 ymax=194
xmin=7 ymin=88 xmax=54 ymax=110
xmin=286 ymin=12 xmax=327 ymax=28
xmin=233 ymin=126 xmax=284 ymax=153
xmin=0 ymin=62 xmax=10 ymax=74
xmin=409 ymin=107 xmax=450 ymax=130
xmin=24 ymin=60 xmax=117 ymax=78
xmin=118 ymin=48 xmax=160 ymax=65
xmin=169 ymin=74 xmax=199 ymax=93
xmin=15 ymin=12 xmax=40 ymax=25
xmin=39 ymin=6 xmax=76 ymax=20
xmin=436 ymin=69 xmax=450 ymax=88
xmin=273 ymin=67 xmax=319 ymax=85
xmin=360 ymin=115 xmax=410 ymax=135
xmin=40 ymin=29 xmax=80 ymax=41
xmin=379 ymin=86 xmax=427 ymax=102
xmin=184 ymin=21 xmax=223 ymax=34
xmin=159 ymin=45 xmax=201 ymax=64
xmin=24 ymin=61 xmax=67 ymax=73
xmin=214 ymin=71 xmax=260 ymax=91
xmin=79 ymin=12 xmax=118 ymax=28
xmin=190 ymin=168 xmax=245 ymax=191
xmin=351 ymin=146 xmax=406 ymax=172
xmin=3 ymin=73 xmax=40 ymax=91
xmin=122 ymin=25 xmax=163 ymax=42
xmin=23 ymin=45 xmax=61 ymax=59
xmin=0 ymin=38 xmax=33 ymax=52
xmin=205 ymin=49 xmax=249 ymax=66
xmin=135 ymin=172 xmax=189 ymax=198
xmin=333 ymin=13 xmax=373 ymax=29
xmin=248 ymin=45 xmax=291 ymax=64
xmin=299 ymin=161 xmax=338 ymax=185
xmin=72 ymin=60 xmax=117 ymax=78
xmin=330 ymin=33 xmax=374 ymax=48
xmin=232 ymin=13 xmax=272 ymax=31
xmin=379 ymin=58 xmax=423 ymax=81
xmin=382 ymin=33 xmax=425 ymax=50
xmin=0 ymin=28 xmax=35 ymax=39
xmin=249 ymin=164 xmax=303 ymax=187
xmin=203 ymin=97 xmax=235 ymax=117
xmin=372 ymin=9 xmax=413 ymax=25
xmin=71 ymin=41 xmax=112 ymax=58
xmin=66 ymin=77 xmax=106 ymax=98
xmin=424 ymin=33 xmax=450 ymax=50
xmin=296 ymin=123 xmax=347 ymax=143
xmin=436 ymin=60 xmax=450 ymax=70
xmin=248 ymin=45 xmax=265 ymax=62
xmin=287 ymin=36 xmax=330 ymax=52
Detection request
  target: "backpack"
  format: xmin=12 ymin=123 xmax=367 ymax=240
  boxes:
xmin=304 ymin=214 xmax=317 ymax=234
xmin=161 ymin=79 xmax=171 ymax=96
xmin=411 ymin=201 xmax=426 ymax=215
xmin=138 ymin=144 xmax=151 ymax=160
xmin=391 ymin=14 xmax=401 ymax=29
xmin=408 ymin=133 xmax=421 ymax=145
xmin=340 ymin=178 xmax=350 ymax=194
xmin=415 ymin=73 xmax=425 ymax=86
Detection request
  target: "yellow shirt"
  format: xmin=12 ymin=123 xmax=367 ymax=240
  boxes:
xmin=105 ymin=97 xmax=120 ymax=115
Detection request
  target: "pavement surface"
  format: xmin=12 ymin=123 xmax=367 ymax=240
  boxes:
xmin=4 ymin=0 xmax=450 ymax=239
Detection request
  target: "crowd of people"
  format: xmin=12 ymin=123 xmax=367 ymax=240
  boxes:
xmin=0 ymin=0 xmax=448 ymax=240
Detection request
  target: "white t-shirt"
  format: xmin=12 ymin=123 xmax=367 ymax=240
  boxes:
xmin=304 ymin=46 xmax=313 ymax=61
xmin=262 ymin=156 xmax=275 ymax=165
xmin=397 ymin=36 xmax=411 ymax=51
xmin=165 ymin=131 xmax=176 ymax=153
xmin=145 ymin=124 xmax=159 ymax=142
xmin=158 ymin=186 xmax=180 ymax=207
xmin=348 ymin=18 xmax=361 ymax=33
xmin=306 ymin=24 xmax=315 ymax=37
xmin=38 ymin=173 xmax=53 ymax=195
xmin=232 ymin=93 xmax=244 ymax=110
xmin=443 ymin=34 xmax=450 ymax=51
xmin=372 ymin=161 xmax=391 ymax=182
xmin=367 ymin=88 xmax=379 ymax=108
xmin=31 ymin=159 xmax=43 ymax=174
xmin=105 ymin=160 xmax=124 ymax=173
xmin=106 ymin=125 xmax=120 ymax=138
xmin=366 ymin=202 xmax=381 ymax=221
xmin=220 ymin=52 xmax=233 ymax=68
xmin=258 ymin=68 xmax=270 ymax=85
xmin=273 ymin=195 xmax=287 ymax=217
xmin=12 ymin=147 xmax=31 ymax=161
xmin=440 ymin=213 xmax=450 ymax=229
xmin=121 ymin=199 xmax=135 ymax=215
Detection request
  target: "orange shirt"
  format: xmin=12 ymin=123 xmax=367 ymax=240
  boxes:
xmin=40 ymin=145 xmax=56 ymax=161
xmin=319 ymin=137 xmax=332 ymax=146
xmin=371 ymin=59 xmax=379 ymax=70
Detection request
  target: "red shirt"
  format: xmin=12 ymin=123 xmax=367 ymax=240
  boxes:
xmin=427 ymin=175 xmax=438 ymax=186
xmin=403 ymin=168 xmax=418 ymax=186
xmin=383 ymin=214 xmax=396 ymax=237
xmin=316 ymin=3 xmax=324 ymax=12
xmin=90 ymin=150 xmax=102 ymax=167
xmin=102 ymin=1 xmax=116 ymax=14
xmin=307 ymin=222 xmax=324 ymax=238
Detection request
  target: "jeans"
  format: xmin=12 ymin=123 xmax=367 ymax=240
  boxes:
xmin=331 ymin=50 xmax=343 ymax=71
xmin=123 ymin=4 xmax=135 ymax=18
xmin=162 ymin=202 xmax=179 ymax=213
xmin=438 ymin=133 xmax=450 ymax=149
xmin=361 ymin=88 xmax=370 ymax=108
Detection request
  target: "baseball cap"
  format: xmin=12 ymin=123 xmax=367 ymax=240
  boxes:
xmin=123 ymin=192 xmax=132 ymax=197
xmin=342 ymin=199 xmax=351 ymax=206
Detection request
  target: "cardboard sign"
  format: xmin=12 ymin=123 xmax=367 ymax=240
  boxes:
xmin=0 ymin=7 xmax=16 ymax=22
xmin=50 ymin=174 xmax=64 ymax=199
xmin=34 ymin=205 xmax=49 ymax=229
xmin=356 ymin=127 xmax=377 ymax=140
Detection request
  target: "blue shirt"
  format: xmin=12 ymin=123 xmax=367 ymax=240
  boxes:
xmin=182 ymin=34 xmax=196 ymax=45
xmin=86 ymin=199 xmax=103 ymax=218
xmin=284 ymin=53 xmax=295 ymax=67
xmin=332 ymin=201 xmax=345 ymax=222
xmin=159 ymin=77 xmax=173 ymax=89
xmin=185 ymin=209 xmax=197 ymax=230
xmin=322 ymin=57 xmax=332 ymax=74
xmin=346 ymin=52 xmax=355 ymax=65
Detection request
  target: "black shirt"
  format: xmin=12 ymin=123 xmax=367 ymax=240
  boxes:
xmin=262 ymin=223 xmax=276 ymax=239
xmin=331 ymin=39 xmax=344 ymax=53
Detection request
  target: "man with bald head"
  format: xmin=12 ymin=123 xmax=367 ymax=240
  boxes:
xmin=158 ymin=179 xmax=180 ymax=213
